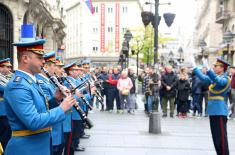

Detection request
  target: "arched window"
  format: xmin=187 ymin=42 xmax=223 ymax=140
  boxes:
xmin=0 ymin=4 xmax=13 ymax=62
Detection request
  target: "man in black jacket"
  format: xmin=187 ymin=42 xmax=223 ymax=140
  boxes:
xmin=161 ymin=65 xmax=178 ymax=117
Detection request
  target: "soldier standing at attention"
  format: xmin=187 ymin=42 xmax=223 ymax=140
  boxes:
xmin=193 ymin=58 xmax=230 ymax=155
xmin=3 ymin=24 xmax=76 ymax=155
xmin=0 ymin=58 xmax=12 ymax=151
xmin=36 ymin=51 xmax=64 ymax=155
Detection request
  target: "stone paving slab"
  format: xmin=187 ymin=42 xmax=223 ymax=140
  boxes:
xmin=76 ymin=95 xmax=235 ymax=155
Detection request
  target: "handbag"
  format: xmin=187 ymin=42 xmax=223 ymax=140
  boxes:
xmin=122 ymin=88 xmax=130 ymax=95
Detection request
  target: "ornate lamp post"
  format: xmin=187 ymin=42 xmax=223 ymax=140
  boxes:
xmin=168 ymin=50 xmax=174 ymax=65
xmin=223 ymin=30 xmax=234 ymax=65
xmin=178 ymin=47 xmax=183 ymax=64
xmin=142 ymin=1 xmax=174 ymax=65
xmin=121 ymin=30 xmax=133 ymax=68
xmin=198 ymin=39 xmax=207 ymax=63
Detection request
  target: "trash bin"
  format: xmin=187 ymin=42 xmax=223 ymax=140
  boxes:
xmin=149 ymin=112 xmax=161 ymax=134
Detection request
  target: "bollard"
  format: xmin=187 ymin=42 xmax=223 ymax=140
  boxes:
xmin=149 ymin=112 xmax=161 ymax=134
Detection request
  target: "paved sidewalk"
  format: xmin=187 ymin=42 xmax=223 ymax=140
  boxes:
xmin=76 ymin=96 xmax=235 ymax=155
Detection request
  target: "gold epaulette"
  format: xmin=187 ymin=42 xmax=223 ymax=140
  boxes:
xmin=12 ymin=127 xmax=51 ymax=137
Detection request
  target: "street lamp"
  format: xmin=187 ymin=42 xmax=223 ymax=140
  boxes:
xmin=223 ymin=30 xmax=234 ymax=64
xmin=199 ymin=39 xmax=207 ymax=63
xmin=122 ymin=30 xmax=133 ymax=68
xmin=178 ymin=47 xmax=183 ymax=64
xmin=168 ymin=50 xmax=174 ymax=65
xmin=143 ymin=1 xmax=174 ymax=65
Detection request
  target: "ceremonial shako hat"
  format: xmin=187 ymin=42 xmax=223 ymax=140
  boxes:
xmin=63 ymin=61 xmax=80 ymax=70
xmin=0 ymin=58 xmax=12 ymax=67
xmin=214 ymin=58 xmax=230 ymax=70
xmin=82 ymin=60 xmax=90 ymax=68
xmin=55 ymin=56 xmax=64 ymax=66
xmin=13 ymin=24 xmax=46 ymax=55
xmin=43 ymin=51 xmax=56 ymax=63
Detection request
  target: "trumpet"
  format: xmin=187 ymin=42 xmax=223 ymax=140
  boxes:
xmin=41 ymin=67 xmax=94 ymax=129
xmin=0 ymin=73 xmax=9 ymax=86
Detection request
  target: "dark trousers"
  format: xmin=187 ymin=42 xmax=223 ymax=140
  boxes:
xmin=71 ymin=120 xmax=83 ymax=150
xmin=102 ymin=88 xmax=108 ymax=110
xmin=199 ymin=91 xmax=208 ymax=114
xmin=53 ymin=144 xmax=63 ymax=155
xmin=193 ymin=94 xmax=202 ymax=114
xmin=0 ymin=116 xmax=11 ymax=150
xmin=209 ymin=116 xmax=229 ymax=155
xmin=63 ymin=132 xmax=71 ymax=155
xmin=108 ymin=88 xmax=120 ymax=110
xmin=145 ymin=95 xmax=149 ymax=112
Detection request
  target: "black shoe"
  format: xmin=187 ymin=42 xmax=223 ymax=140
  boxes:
xmin=80 ymin=134 xmax=90 ymax=139
xmin=170 ymin=113 xmax=174 ymax=118
xmin=75 ymin=146 xmax=85 ymax=151
xmin=162 ymin=113 xmax=167 ymax=117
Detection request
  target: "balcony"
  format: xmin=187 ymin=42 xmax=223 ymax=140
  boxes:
xmin=216 ymin=10 xmax=230 ymax=24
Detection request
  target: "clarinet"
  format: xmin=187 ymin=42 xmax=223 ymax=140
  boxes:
xmin=88 ymin=78 xmax=104 ymax=106
xmin=79 ymin=75 xmax=104 ymax=108
xmin=63 ymin=76 xmax=93 ymax=111
xmin=41 ymin=67 xmax=94 ymax=129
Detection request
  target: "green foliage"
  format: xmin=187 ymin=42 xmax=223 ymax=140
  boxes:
xmin=129 ymin=25 xmax=176 ymax=64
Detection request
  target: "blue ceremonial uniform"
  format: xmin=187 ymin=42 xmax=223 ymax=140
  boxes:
xmin=194 ymin=68 xmax=230 ymax=116
xmin=4 ymin=70 xmax=66 ymax=155
xmin=0 ymin=85 xmax=6 ymax=116
xmin=0 ymin=58 xmax=12 ymax=150
xmin=194 ymin=57 xmax=230 ymax=155
xmin=36 ymin=74 xmax=64 ymax=147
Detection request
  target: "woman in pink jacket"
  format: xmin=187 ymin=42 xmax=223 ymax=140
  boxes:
xmin=117 ymin=70 xmax=133 ymax=114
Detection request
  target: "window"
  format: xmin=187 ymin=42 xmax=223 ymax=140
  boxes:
xmin=108 ymin=27 xmax=113 ymax=33
xmin=122 ymin=7 xmax=128 ymax=13
xmin=108 ymin=7 xmax=113 ymax=13
xmin=94 ymin=6 xmax=98 ymax=13
xmin=93 ymin=28 xmax=98 ymax=33
xmin=93 ymin=46 xmax=98 ymax=52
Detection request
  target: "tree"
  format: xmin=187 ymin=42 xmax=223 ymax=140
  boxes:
xmin=129 ymin=25 xmax=176 ymax=64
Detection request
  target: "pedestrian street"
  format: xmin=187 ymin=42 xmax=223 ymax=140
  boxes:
xmin=77 ymin=96 xmax=235 ymax=155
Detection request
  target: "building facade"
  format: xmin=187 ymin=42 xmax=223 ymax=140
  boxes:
xmin=194 ymin=0 xmax=235 ymax=66
xmin=64 ymin=0 xmax=143 ymax=67
xmin=194 ymin=0 xmax=223 ymax=65
xmin=0 ymin=0 xmax=65 ymax=69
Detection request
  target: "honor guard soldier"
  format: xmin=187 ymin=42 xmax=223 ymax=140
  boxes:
xmin=55 ymin=56 xmax=73 ymax=155
xmin=193 ymin=58 xmax=231 ymax=155
xmin=63 ymin=62 xmax=90 ymax=152
xmin=76 ymin=62 xmax=92 ymax=139
xmin=0 ymin=58 xmax=12 ymax=151
xmin=3 ymin=24 xmax=76 ymax=155
xmin=36 ymin=51 xmax=64 ymax=155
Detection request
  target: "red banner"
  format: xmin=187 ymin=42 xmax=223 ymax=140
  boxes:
xmin=115 ymin=3 xmax=120 ymax=52
xmin=100 ymin=3 xmax=105 ymax=52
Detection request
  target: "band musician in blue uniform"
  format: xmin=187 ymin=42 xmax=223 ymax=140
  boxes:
xmin=0 ymin=58 xmax=12 ymax=151
xmin=3 ymin=24 xmax=76 ymax=155
xmin=193 ymin=58 xmax=231 ymax=155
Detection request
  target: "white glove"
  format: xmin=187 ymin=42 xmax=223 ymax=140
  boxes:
xmin=202 ymin=57 xmax=209 ymax=69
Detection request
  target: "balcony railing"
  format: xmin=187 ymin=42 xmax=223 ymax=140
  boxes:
xmin=216 ymin=10 xmax=230 ymax=24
